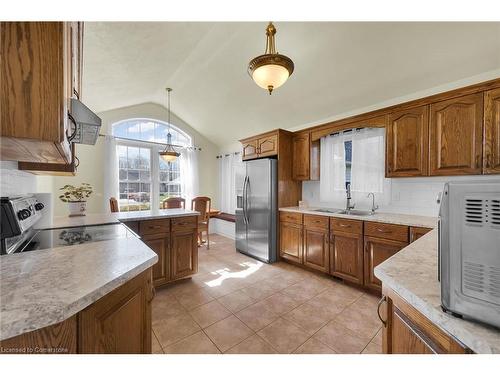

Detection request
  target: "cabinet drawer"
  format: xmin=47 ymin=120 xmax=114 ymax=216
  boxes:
xmin=304 ymin=214 xmax=329 ymax=230
xmin=279 ymin=211 xmax=303 ymax=225
xmin=171 ymin=215 xmax=198 ymax=232
xmin=364 ymin=221 xmax=408 ymax=242
xmin=139 ymin=219 xmax=170 ymax=235
xmin=330 ymin=217 xmax=363 ymax=234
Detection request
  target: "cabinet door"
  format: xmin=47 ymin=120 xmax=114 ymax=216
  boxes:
xmin=391 ymin=307 xmax=435 ymax=354
xmin=386 ymin=106 xmax=429 ymax=177
xmin=303 ymin=227 xmax=329 ymax=273
xmin=409 ymin=227 xmax=432 ymax=243
xmin=279 ymin=221 xmax=303 ymax=265
xmin=484 ymin=88 xmax=500 ymax=174
xmin=258 ymin=134 xmax=278 ymax=157
xmin=330 ymin=231 xmax=364 ymax=284
xmin=429 ymin=93 xmax=483 ymax=175
xmin=171 ymin=230 xmax=198 ymax=280
xmin=79 ymin=269 xmax=152 ymax=353
xmin=292 ymin=133 xmax=310 ymax=180
xmin=364 ymin=236 xmax=408 ymax=291
xmin=242 ymin=139 xmax=258 ymax=160
xmin=142 ymin=234 xmax=170 ymax=285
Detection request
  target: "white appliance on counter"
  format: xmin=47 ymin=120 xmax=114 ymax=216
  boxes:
xmin=439 ymin=180 xmax=500 ymax=328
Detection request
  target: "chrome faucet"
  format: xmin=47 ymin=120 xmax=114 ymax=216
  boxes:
xmin=367 ymin=192 xmax=379 ymax=214
xmin=345 ymin=184 xmax=355 ymax=212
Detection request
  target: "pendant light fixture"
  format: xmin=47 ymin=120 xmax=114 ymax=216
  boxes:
xmin=159 ymin=88 xmax=180 ymax=162
xmin=248 ymin=22 xmax=294 ymax=95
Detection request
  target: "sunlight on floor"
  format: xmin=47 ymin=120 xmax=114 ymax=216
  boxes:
xmin=205 ymin=261 xmax=263 ymax=287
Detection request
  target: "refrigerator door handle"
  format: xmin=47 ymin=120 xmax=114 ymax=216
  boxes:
xmin=243 ymin=175 xmax=249 ymax=224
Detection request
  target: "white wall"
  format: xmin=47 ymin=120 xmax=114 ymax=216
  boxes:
xmin=302 ymin=175 xmax=500 ymax=217
xmin=49 ymin=102 xmax=219 ymax=216
xmin=0 ymin=161 xmax=38 ymax=196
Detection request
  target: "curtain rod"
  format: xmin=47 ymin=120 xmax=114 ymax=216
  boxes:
xmin=216 ymin=152 xmax=241 ymax=159
xmin=98 ymin=134 xmax=202 ymax=151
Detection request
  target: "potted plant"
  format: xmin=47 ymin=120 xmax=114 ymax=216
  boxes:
xmin=59 ymin=183 xmax=93 ymax=216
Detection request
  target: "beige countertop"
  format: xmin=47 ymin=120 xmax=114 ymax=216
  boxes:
xmin=36 ymin=209 xmax=200 ymax=230
xmin=1 ymin=209 xmax=198 ymax=341
xmin=279 ymin=206 xmax=438 ymax=228
xmin=375 ymin=230 xmax=500 ymax=354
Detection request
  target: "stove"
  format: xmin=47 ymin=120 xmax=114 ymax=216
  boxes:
xmin=1 ymin=195 xmax=136 ymax=255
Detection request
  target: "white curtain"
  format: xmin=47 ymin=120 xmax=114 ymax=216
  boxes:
xmin=351 ymin=127 xmax=391 ymax=206
xmin=320 ymin=133 xmax=347 ymax=204
xmin=103 ymin=135 xmax=119 ymax=212
xmin=180 ymin=148 xmax=199 ymax=205
xmin=218 ymin=153 xmax=243 ymax=214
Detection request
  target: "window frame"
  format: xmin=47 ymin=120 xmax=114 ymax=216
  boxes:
xmin=112 ymin=119 xmax=192 ymax=211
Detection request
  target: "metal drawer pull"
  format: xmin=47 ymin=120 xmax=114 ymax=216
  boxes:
xmin=148 ymin=225 xmax=162 ymax=229
xmin=339 ymin=223 xmax=350 ymax=227
xmin=377 ymin=296 xmax=387 ymax=327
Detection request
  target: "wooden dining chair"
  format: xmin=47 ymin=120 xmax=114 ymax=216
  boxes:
xmin=162 ymin=197 xmax=186 ymax=209
xmin=191 ymin=196 xmax=211 ymax=249
xmin=109 ymin=197 xmax=119 ymax=213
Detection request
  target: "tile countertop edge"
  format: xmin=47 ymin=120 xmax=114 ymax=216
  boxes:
xmin=279 ymin=206 xmax=437 ymax=228
xmin=374 ymin=230 xmax=500 ymax=354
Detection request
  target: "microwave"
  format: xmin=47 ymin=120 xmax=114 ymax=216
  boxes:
xmin=439 ymin=180 xmax=500 ymax=328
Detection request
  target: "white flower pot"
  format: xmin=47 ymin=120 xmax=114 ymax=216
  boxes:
xmin=68 ymin=201 xmax=87 ymax=217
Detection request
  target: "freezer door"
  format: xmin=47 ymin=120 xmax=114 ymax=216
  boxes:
xmin=246 ymin=158 xmax=277 ymax=263
xmin=235 ymin=175 xmax=247 ymax=254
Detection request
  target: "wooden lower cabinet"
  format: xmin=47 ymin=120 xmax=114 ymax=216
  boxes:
xmin=303 ymin=227 xmax=329 ymax=273
xmin=142 ymin=234 xmax=171 ymax=285
xmin=409 ymin=227 xmax=432 ymax=243
xmin=364 ymin=236 xmax=408 ymax=291
xmin=0 ymin=269 xmax=153 ymax=354
xmin=279 ymin=221 xmax=303 ymax=265
xmin=171 ymin=230 xmax=198 ymax=280
xmin=330 ymin=231 xmax=364 ymax=284
xmin=79 ymin=269 xmax=153 ymax=354
xmin=381 ymin=286 xmax=471 ymax=354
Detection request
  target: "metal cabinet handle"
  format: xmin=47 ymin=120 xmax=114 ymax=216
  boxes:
xmin=376 ymin=227 xmax=391 ymax=233
xmin=377 ymin=296 xmax=387 ymax=327
xmin=476 ymin=154 xmax=481 ymax=169
xmin=339 ymin=223 xmax=350 ymax=228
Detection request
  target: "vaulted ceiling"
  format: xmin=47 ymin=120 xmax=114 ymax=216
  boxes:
xmin=83 ymin=22 xmax=500 ymax=146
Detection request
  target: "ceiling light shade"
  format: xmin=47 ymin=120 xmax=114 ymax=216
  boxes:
xmin=159 ymin=88 xmax=180 ymax=162
xmin=248 ymin=22 xmax=294 ymax=95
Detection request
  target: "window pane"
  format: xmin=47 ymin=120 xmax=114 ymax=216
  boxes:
xmin=117 ymin=144 xmax=152 ymax=212
xmin=112 ymin=119 xmax=191 ymax=147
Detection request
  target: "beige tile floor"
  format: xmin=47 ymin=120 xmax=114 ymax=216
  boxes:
xmin=151 ymin=234 xmax=383 ymax=354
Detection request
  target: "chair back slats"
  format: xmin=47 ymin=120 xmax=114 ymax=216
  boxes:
xmin=162 ymin=197 xmax=186 ymax=209
xmin=109 ymin=197 xmax=119 ymax=213
xmin=191 ymin=196 xmax=211 ymax=222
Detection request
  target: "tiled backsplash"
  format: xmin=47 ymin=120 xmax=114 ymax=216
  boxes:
xmin=302 ymin=175 xmax=500 ymax=217
xmin=0 ymin=161 xmax=38 ymax=197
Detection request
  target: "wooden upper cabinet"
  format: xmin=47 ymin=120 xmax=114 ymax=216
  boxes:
xmin=386 ymin=106 xmax=429 ymax=177
xmin=429 ymin=93 xmax=483 ymax=176
xmin=484 ymin=88 xmax=500 ymax=174
xmin=242 ymin=139 xmax=258 ymax=160
xmin=0 ymin=22 xmax=81 ymax=164
xmin=257 ymin=133 xmax=278 ymax=157
xmin=292 ymin=133 xmax=310 ymax=180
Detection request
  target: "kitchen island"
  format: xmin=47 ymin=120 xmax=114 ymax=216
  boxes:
xmin=0 ymin=209 xmax=200 ymax=353
xmin=375 ymin=229 xmax=500 ymax=354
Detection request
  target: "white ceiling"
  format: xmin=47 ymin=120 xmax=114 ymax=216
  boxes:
xmin=83 ymin=22 xmax=500 ymax=146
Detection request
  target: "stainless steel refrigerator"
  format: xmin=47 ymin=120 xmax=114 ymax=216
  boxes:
xmin=235 ymin=158 xmax=278 ymax=263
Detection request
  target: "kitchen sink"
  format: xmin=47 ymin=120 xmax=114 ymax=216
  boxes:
xmin=313 ymin=208 xmax=343 ymax=214
xmin=337 ymin=209 xmax=374 ymax=216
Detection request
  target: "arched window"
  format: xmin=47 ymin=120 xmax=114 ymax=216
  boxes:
xmin=112 ymin=118 xmax=192 ymax=146
xmin=111 ymin=119 xmax=192 ymax=212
